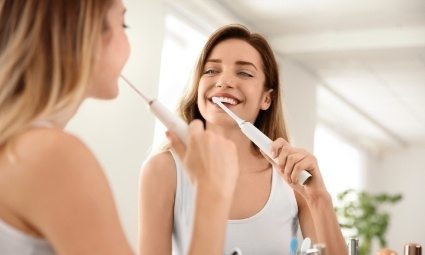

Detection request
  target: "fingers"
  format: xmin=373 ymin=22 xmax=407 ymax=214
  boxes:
xmin=188 ymin=119 xmax=205 ymax=135
xmin=166 ymin=131 xmax=186 ymax=160
xmin=283 ymin=152 xmax=307 ymax=184
xmin=273 ymin=146 xmax=293 ymax=174
xmin=167 ymin=119 xmax=205 ymax=160
xmin=287 ymin=154 xmax=309 ymax=184
xmin=269 ymin=138 xmax=309 ymax=185
xmin=178 ymin=119 xmax=239 ymax=195
xmin=270 ymin=137 xmax=289 ymax=158
xmin=274 ymin=146 xmax=313 ymax=185
xmin=187 ymin=120 xmax=207 ymax=148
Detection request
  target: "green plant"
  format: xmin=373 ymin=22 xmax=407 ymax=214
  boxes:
xmin=335 ymin=189 xmax=402 ymax=255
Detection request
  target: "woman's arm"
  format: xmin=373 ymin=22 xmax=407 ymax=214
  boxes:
xmin=297 ymin=192 xmax=347 ymax=255
xmin=139 ymin=152 xmax=176 ymax=255
xmin=16 ymin=129 xmax=133 ymax=255
xmin=187 ymin=180 xmax=234 ymax=255
xmin=296 ymin=190 xmax=348 ymax=255
xmin=270 ymin=138 xmax=348 ymax=255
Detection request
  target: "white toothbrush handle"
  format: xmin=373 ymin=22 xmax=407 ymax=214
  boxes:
xmin=240 ymin=122 xmax=312 ymax=185
xmin=149 ymin=100 xmax=189 ymax=145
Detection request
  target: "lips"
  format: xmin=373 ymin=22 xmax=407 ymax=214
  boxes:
xmin=208 ymin=93 xmax=241 ymax=105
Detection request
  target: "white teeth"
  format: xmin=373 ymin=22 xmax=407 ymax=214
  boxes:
xmin=212 ymin=96 xmax=238 ymax=105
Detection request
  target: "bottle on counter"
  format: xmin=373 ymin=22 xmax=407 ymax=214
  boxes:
xmin=304 ymin=248 xmax=320 ymax=255
xmin=348 ymin=237 xmax=359 ymax=255
xmin=313 ymin=243 xmax=326 ymax=255
xmin=404 ymin=243 xmax=422 ymax=255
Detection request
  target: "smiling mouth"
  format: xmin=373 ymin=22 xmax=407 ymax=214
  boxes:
xmin=210 ymin=96 xmax=240 ymax=105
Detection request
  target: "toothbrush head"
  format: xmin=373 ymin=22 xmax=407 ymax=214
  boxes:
xmin=290 ymin=237 xmax=298 ymax=255
xmin=211 ymin=96 xmax=244 ymax=125
xmin=212 ymin=96 xmax=221 ymax=104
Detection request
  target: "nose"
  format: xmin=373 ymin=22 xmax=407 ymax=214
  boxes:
xmin=215 ymin=79 xmax=234 ymax=88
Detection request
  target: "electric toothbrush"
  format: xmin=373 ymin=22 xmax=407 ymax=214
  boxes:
xmin=212 ymin=97 xmax=312 ymax=185
xmin=120 ymin=76 xmax=189 ymax=144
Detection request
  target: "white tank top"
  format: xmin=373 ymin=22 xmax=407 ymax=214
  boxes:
xmin=170 ymin=151 xmax=298 ymax=255
xmin=0 ymin=218 xmax=55 ymax=255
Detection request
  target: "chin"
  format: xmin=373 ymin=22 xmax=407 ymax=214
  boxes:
xmin=101 ymin=89 xmax=119 ymax=99
xmin=89 ymin=82 xmax=120 ymax=100
xmin=101 ymin=93 xmax=119 ymax=100
xmin=206 ymin=115 xmax=236 ymax=127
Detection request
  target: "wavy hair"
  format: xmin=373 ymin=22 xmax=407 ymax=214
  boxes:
xmin=0 ymin=0 xmax=113 ymax=151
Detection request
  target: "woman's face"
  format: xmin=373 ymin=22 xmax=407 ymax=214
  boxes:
xmin=89 ymin=0 xmax=130 ymax=99
xmin=197 ymin=39 xmax=272 ymax=127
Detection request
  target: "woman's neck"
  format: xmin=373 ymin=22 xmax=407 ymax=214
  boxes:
xmin=35 ymin=116 xmax=69 ymax=129
xmin=206 ymin=122 xmax=270 ymax=173
xmin=39 ymin=103 xmax=81 ymax=129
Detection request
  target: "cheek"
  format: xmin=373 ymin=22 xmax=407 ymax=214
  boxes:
xmin=89 ymin=33 xmax=130 ymax=99
xmin=196 ymin=81 xmax=210 ymax=112
xmin=107 ymin=34 xmax=130 ymax=73
xmin=197 ymin=80 xmax=207 ymax=100
xmin=196 ymin=86 xmax=205 ymax=109
xmin=117 ymin=34 xmax=130 ymax=66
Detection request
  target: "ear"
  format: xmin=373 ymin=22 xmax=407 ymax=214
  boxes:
xmin=260 ymin=89 xmax=273 ymax=110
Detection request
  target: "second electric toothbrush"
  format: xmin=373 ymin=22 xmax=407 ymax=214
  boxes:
xmin=212 ymin=97 xmax=312 ymax=185
xmin=120 ymin=76 xmax=189 ymax=144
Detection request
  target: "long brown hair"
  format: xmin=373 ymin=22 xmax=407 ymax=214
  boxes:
xmin=179 ymin=24 xmax=290 ymax=146
xmin=0 ymin=0 xmax=113 ymax=151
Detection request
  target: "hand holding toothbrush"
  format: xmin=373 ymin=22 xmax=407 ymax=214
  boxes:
xmin=265 ymin=137 xmax=329 ymax=201
xmin=268 ymin=139 xmax=348 ymax=255
xmin=166 ymin=119 xmax=239 ymax=200
xmin=166 ymin=120 xmax=240 ymax=255
xmin=212 ymin=97 xmax=311 ymax=185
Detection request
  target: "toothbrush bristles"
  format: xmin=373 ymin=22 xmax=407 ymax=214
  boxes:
xmin=212 ymin=97 xmax=244 ymax=125
xmin=212 ymin=96 xmax=220 ymax=104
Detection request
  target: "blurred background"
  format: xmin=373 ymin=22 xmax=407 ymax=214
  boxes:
xmin=66 ymin=0 xmax=425 ymax=254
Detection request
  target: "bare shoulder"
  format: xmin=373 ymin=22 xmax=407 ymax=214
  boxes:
xmin=7 ymin=128 xmax=132 ymax=254
xmin=10 ymin=128 xmax=108 ymax=215
xmin=139 ymin=152 xmax=176 ymax=253
xmin=13 ymin=127 xmax=102 ymax=180
xmin=139 ymin=151 xmax=177 ymax=203
xmin=140 ymin=150 xmax=177 ymax=188
xmin=142 ymin=150 xmax=176 ymax=173
xmin=15 ymin=127 xmax=96 ymax=164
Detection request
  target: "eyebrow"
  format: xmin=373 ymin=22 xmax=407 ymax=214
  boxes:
xmin=206 ymin=59 xmax=258 ymax=71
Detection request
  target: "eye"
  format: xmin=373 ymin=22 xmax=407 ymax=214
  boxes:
xmin=122 ymin=18 xmax=129 ymax=29
xmin=122 ymin=9 xmax=129 ymax=29
xmin=238 ymin=71 xmax=254 ymax=78
xmin=203 ymin=68 xmax=219 ymax=76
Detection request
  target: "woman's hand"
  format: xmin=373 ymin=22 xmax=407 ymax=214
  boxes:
xmin=265 ymin=137 xmax=328 ymax=202
xmin=265 ymin=139 xmax=348 ymax=255
xmin=166 ymin=120 xmax=240 ymax=255
xmin=166 ymin=119 xmax=239 ymax=199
